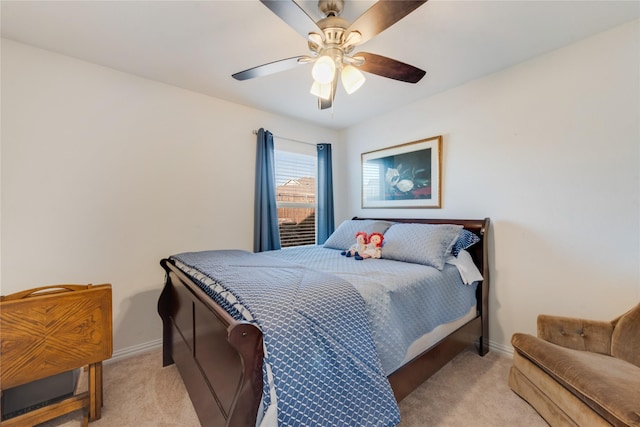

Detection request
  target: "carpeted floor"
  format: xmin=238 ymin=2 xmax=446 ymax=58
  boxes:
xmin=36 ymin=347 xmax=547 ymax=426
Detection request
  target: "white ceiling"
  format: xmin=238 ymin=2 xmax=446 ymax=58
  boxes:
xmin=2 ymin=0 xmax=639 ymax=129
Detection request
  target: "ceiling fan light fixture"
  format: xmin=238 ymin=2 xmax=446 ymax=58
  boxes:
xmin=311 ymin=55 xmax=336 ymax=84
xmin=341 ymin=64 xmax=365 ymax=94
xmin=234 ymin=0 xmax=428 ymax=110
xmin=310 ymin=81 xmax=332 ymax=100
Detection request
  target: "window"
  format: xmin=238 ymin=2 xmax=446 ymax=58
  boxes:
xmin=362 ymin=160 xmax=383 ymax=201
xmin=274 ymin=139 xmax=317 ymax=247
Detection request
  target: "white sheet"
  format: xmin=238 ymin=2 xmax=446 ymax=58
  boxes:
xmin=446 ymin=249 xmax=484 ymax=285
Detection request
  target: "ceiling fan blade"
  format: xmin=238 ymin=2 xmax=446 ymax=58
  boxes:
xmin=357 ymin=52 xmax=426 ymax=83
xmin=232 ymin=56 xmax=306 ymax=81
xmin=319 ymin=70 xmax=339 ymax=110
xmin=319 ymin=95 xmax=331 ymax=110
xmin=261 ymin=0 xmax=323 ymax=40
xmin=346 ymin=0 xmax=428 ymax=45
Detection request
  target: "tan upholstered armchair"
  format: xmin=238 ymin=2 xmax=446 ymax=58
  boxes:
xmin=509 ymin=303 xmax=640 ymax=427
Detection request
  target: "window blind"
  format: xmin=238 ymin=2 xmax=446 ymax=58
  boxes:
xmin=274 ymin=141 xmax=317 ymax=247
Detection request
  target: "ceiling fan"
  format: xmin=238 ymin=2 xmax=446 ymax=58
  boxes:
xmin=232 ymin=0 xmax=428 ymax=110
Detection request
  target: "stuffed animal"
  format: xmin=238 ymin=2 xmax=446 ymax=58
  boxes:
xmin=341 ymin=231 xmax=367 ymax=257
xmin=355 ymin=232 xmax=384 ymax=260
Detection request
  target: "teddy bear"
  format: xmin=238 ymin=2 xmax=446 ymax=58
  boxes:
xmin=341 ymin=231 xmax=367 ymax=257
xmin=355 ymin=232 xmax=384 ymax=260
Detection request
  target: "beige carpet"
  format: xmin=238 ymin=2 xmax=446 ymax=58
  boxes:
xmin=36 ymin=348 xmax=547 ymax=427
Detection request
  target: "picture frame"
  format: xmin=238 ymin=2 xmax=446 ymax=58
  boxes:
xmin=361 ymin=135 xmax=442 ymax=208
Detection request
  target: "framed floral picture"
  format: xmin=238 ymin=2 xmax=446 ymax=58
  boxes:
xmin=361 ymin=135 xmax=442 ymax=208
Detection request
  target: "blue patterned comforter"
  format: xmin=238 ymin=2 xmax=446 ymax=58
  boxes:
xmin=262 ymin=246 xmax=478 ymax=374
xmin=171 ymin=249 xmax=400 ymax=427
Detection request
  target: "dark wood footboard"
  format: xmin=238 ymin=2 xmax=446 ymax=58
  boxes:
xmin=158 ymin=260 xmax=264 ymax=427
xmin=158 ymin=217 xmax=490 ymax=426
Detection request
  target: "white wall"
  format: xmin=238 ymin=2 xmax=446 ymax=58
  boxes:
xmin=2 ymin=19 xmax=639 ymax=357
xmin=339 ymin=20 xmax=640 ymax=352
xmin=0 ymin=39 xmax=339 ymax=353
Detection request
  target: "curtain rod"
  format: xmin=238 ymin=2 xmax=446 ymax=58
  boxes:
xmin=252 ymin=129 xmax=318 ymax=147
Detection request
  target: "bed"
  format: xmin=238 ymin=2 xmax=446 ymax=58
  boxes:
xmin=157 ymin=217 xmax=490 ymax=427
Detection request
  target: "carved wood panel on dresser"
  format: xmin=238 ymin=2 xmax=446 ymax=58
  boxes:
xmin=0 ymin=284 xmax=113 ymax=427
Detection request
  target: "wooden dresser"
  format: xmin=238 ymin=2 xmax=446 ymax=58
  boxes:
xmin=0 ymin=284 xmax=113 ymax=427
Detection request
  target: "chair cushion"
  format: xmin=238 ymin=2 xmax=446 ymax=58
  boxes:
xmin=611 ymin=303 xmax=640 ymax=368
xmin=510 ymin=355 xmax=613 ymax=427
xmin=512 ymin=333 xmax=640 ymax=427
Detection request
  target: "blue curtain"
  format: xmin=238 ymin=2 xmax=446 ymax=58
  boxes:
xmin=317 ymin=143 xmax=335 ymax=244
xmin=254 ymin=128 xmax=281 ymax=252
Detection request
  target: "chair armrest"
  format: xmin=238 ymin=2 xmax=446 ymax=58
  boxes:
xmin=537 ymin=314 xmax=613 ymax=355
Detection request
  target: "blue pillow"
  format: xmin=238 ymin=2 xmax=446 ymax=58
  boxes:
xmin=451 ymin=229 xmax=481 ymax=257
xmin=323 ymin=220 xmax=393 ymax=250
xmin=382 ymin=223 xmax=462 ymax=270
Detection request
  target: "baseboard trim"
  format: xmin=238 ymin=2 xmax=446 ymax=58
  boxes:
xmin=107 ymin=339 xmax=162 ymax=364
xmin=489 ymin=339 xmax=514 ymax=357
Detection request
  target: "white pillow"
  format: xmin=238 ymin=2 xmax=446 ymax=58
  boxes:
xmin=446 ymin=250 xmax=484 ymax=285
